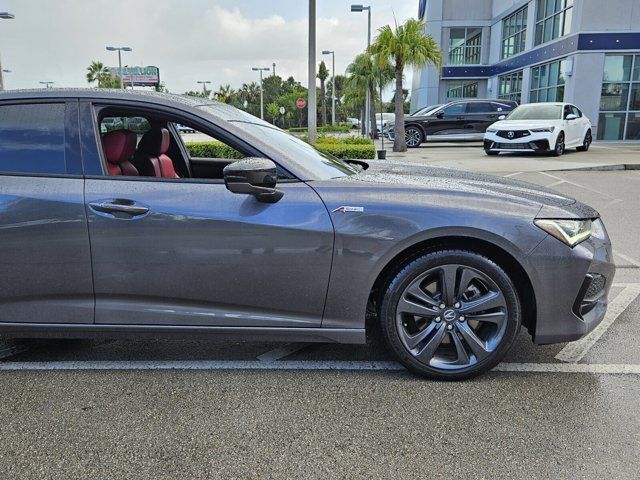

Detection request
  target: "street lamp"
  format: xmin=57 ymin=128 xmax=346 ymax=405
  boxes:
xmin=0 ymin=12 xmax=14 ymax=92
xmin=308 ymin=0 xmax=317 ymax=142
xmin=106 ymin=46 xmax=132 ymax=89
xmin=350 ymin=4 xmax=372 ymax=137
xmin=252 ymin=67 xmax=271 ymax=120
xmin=39 ymin=81 xmax=54 ymax=89
xmin=197 ymin=80 xmax=211 ymax=96
xmin=322 ymin=50 xmax=336 ymax=125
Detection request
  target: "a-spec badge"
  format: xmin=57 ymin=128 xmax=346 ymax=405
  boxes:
xmin=332 ymin=206 xmax=365 ymax=214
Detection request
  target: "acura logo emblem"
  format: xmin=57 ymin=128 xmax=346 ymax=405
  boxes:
xmin=507 ymin=131 xmax=515 ymax=139
xmin=443 ymin=309 xmax=457 ymax=321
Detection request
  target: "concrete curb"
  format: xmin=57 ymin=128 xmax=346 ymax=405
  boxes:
xmin=551 ymin=164 xmax=640 ymax=172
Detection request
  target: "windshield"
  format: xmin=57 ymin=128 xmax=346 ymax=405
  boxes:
xmin=412 ymin=104 xmax=443 ymax=116
xmin=507 ymin=104 xmax=562 ymax=120
xmin=229 ymin=121 xmax=358 ymax=179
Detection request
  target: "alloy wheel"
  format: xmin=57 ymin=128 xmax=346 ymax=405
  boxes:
xmin=395 ymin=264 xmax=508 ymax=370
xmin=555 ymin=133 xmax=565 ymax=155
xmin=405 ymin=128 xmax=422 ymax=148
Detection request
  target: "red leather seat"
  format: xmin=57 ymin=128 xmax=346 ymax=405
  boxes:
xmin=134 ymin=128 xmax=179 ymax=178
xmin=102 ymin=130 xmax=139 ymax=176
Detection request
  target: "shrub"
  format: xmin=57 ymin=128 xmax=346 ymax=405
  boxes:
xmin=186 ymin=142 xmax=244 ymax=159
xmin=314 ymin=143 xmax=376 ymax=159
xmin=288 ymin=125 xmax=351 ymax=134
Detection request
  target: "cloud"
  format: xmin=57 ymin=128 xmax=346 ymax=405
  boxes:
xmin=0 ymin=0 xmax=416 ymax=97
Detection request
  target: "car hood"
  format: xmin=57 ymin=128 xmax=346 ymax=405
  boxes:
xmin=333 ymin=160 xmax=599 ymax=218
xmin=490 ymin=119 xmax=558 ymax=129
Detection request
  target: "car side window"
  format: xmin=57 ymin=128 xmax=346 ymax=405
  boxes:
xmin=442 ymin=103 xmax=466 ymax=116
xmin=491 ymin=102 xmax=511 ymax=112
xmin=571 ymin=106 xmax=582 ymax=118
xmin=467 ymin=102 xmax=491 ymax=113
xmin=0 ymin=103 xmax=67 ymax=175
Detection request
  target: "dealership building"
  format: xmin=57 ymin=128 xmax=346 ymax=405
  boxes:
xmin=411 ymin=0 xmax=640 ymax=140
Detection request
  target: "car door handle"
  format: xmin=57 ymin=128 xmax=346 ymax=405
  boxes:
xmin=89 ymin=200 xmax=149 ymax=217
xmin=456 ymin=116 xmax=465 ymax=120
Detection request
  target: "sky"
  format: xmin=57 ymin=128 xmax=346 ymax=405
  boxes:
xmin=0 ymin=0 xmax=417 ymax=97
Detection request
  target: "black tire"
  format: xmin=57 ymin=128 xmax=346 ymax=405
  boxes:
xmin=379 ymin=249 xmax=521 ymax=380
xmin=576 ymin=129 xmax=592 ymax=152
xmin=405 ymin=126 xmax=424 ymax=148
xmin=549 ymin=132 xmax=565 ymax=156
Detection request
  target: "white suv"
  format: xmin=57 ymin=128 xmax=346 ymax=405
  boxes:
xmin=483 ymin=102 xmax=592 ymax=156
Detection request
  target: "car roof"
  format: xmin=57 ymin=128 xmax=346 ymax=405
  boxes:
xmin=0 ymin=88 xmax=254 ymax=121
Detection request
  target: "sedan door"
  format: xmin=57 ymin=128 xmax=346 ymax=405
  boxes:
xmin=428 ymin=102 xmax=468 ymax=138
xmin=81 ymin=104 xmax=334 ymax=328
xmin=564 ymin=105 xmax=582 ymax=145
xmin=0 ymin=100 xmax=94 ymax=325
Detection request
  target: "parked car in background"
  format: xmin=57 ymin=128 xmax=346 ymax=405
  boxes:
xmin=346 ymin=117 xmax=361 ymax=129
xmin=0 ymin=89 xmax=614 ymax=380
xmin=375 ymin=112 xmax=396 ymax=136
xmin=176 ymin=124 xmax=197 ymax=134
xmin=484 ymin=103 xmax=593 ymax=156
xmin=387 ymin=99 xmax=518 ymax=148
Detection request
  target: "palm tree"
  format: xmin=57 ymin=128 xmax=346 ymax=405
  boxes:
xmin=346 ymin=53 xmax=394 ymax=139
xmin=370 ymin=18 xmax=441 ymax=152
xmin=86 ymin=61 xmax=109 ymax=87
xmin=317 ymin=61 xmax=329 ymax=126
xmin=214 ymin=84 xmax=236 ymax=104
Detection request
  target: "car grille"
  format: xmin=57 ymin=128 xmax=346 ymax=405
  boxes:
xmin=496 ymin=130 xmax=531 ymax=140
xmin=494 ymin=142 xmax=532 ymax=149
xmin=573 ymin=273 xmax=607 ymax=318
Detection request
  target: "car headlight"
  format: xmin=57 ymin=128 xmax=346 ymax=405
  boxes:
xmin=534 ymin=219 xmax=592 ymax=247
xmin=486 ymin=128 xmax=498 ymax=133
xmin=530 ymin=127 xmax=555 ymax=133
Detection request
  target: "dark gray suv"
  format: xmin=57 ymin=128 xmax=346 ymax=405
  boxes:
xmin=0 ymin=89 xmax=614 ymax=379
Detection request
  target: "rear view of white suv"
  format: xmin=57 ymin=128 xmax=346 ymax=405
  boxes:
xmin=483 ymin=103 xmax=592 ymax=156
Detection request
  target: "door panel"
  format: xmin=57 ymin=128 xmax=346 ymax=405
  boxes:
xmin=0 ymin=177 xmax=94 ymax=324
xmin=85 ymin=179 xmax=334 ymax=327
xmin=428 ymin=103 xmax=468 ymax=137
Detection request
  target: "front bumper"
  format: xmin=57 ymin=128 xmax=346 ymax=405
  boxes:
xmin=526 ymin=219 xmax=615 ymax=344
xmin=484 ymin=131 xmax=553 ymax=152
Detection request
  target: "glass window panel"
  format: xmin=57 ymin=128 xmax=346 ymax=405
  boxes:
xmin=546 ymin=0 xmax=556 ymax=17
xmin=597 ymin=113 xmax=626 ymax=140
xmin=626 ymin=113 xmax=640 ymax=140
xmin=634 ymin=55 xmax=640 ymax=81
xmin=540 ymin=64 xmax=549 ymax=88
xmin=603 ymin=56 xmax=633 ymax=82
xmin=535 ymin=23 xmax=543 ymax=45
xmin=532 ymin=67 xmax=540 ymax=89
xmin=537 ymin=0 xmax=546 ymax=21
xmin=557 ymin=85 xmax=565 ymax=102
xmin=563 ymin=7 xmax=572 ymax=35
xmin=549 ymin=62 xmax=560 ymax=86
xmin=558 ymin=60 xmax=567 ymax=85
xmin=449 ymin=28 xmax=466 ymax=47
xmin=630 ymin=84 xmax=640 ymax=111
xmin=600 ymin=83 xmax=630 ymax=111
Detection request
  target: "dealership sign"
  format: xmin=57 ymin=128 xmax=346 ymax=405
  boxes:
xmin=109 ymin=66 xmax=160 ymax=87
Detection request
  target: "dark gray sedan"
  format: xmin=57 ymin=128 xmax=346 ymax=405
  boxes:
xmin=0 ymin=89 xmax=614 ymax=379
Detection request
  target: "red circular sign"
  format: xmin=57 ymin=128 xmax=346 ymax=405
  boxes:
xmin=297 ymin=98 xmax=307 ymax=109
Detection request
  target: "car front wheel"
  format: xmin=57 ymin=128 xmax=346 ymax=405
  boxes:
xmin=550 ymin=132 xmax=565 ymax=156
xmin=379 ymin=250 xmax=521 ymax=380
xmin=405 ymin=127 xmax=424 ymax=148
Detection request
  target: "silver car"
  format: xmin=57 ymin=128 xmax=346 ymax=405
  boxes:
xmin=0 ymin=89 xmax=615 ymax=379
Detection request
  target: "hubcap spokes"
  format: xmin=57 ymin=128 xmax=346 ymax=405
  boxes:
xmin=405 ymin=130 xmax=420 ymax=147
xmin=396 ymin=265 xmax=508 ymax=370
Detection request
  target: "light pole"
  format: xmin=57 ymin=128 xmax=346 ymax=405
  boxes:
xmin=106 ymin=46 xmax=132 ymax=89
xmin=39 ymin=81 xmax=54 ymax=89
xmin=1 ymin=69 xmax=10 ymax=90
xmin=197 ymin=80 xmax=211 ymax=96
xmin=252 ymin=67 xmax=270 ymax=120
xmin=350 ymin=4 xmax=372 ymax=137
xmin=0 ymin=12 xmax=14 ymax=92
xmin=322 ymin=50 xmax=336 ymax=125
xmin=308 ymin=0 xmax=317 ymax=142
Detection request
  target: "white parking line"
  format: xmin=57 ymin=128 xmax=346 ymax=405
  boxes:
xmin=0 ymin=360 xmax=638 ymax=375
xmin=613 ymin=250 xmax=640 ymax=268
xmin=257 ymin=343 xmax=308 ymax=362
xmin=539 ymin=171 xmax=620 ymax=200
xmin=556 ymin=284 xmax=640 ymax=363
xmin=503 ymin=172 xmax=523 ymax=178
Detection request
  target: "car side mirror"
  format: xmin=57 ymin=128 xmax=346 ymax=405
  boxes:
xmin=565 ymin=113 xmax=578 ymax=121
xmin=436 ymin=112 xmax=445 ymax=118
xmin=498 ymin=115 xmax=506 ymax=120
xmin=223 ymin=158 xmax=284 ymax=203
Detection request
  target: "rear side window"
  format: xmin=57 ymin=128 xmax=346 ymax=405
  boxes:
xmin=0 ymin=103 xmax=66 ymax=175
xmin=467 ymin=102 xmax=492 ymax=113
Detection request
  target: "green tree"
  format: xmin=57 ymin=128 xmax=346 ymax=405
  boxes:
xmin=86 ymin=61 xmax=110 ymax=87
xmin=346 ymin=53 xmax=394 ymax=139
xmin=317 ymin=61 xmax=329 ymax=126
xmin=214 ymin=84 xmax=236 ymax=104
xmin=369 ymin=18 xmax=441 ymax=151
xmin=266 ymin=102 xmax=281 ymax=126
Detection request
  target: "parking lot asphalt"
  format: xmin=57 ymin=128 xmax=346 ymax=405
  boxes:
xmin=1 ymin=158 xmax=639 ymax=479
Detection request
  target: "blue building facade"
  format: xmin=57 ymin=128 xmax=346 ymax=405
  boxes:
xmin=411 ymin=0 xmax=640 ymax=140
